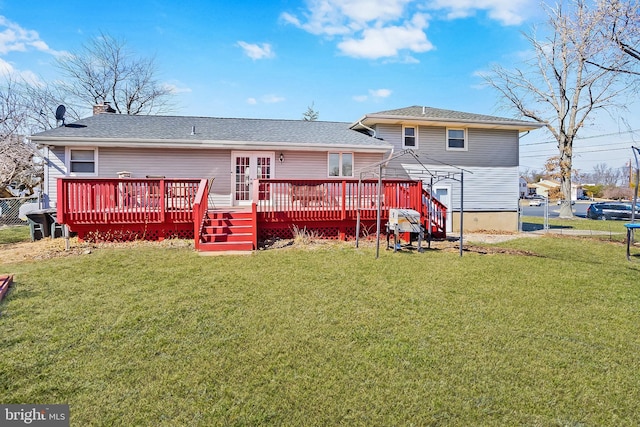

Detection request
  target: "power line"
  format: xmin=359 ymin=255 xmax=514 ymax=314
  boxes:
xmin=520 ymin=129 xmax=640 ymax=147
xmin=521 ymin=140 xmax=638 ymax=158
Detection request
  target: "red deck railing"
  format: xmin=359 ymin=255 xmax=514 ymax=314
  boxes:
xmin=59 ymin=177 xmax=446 ymax=244
xmin=421 ymin=187 xmax=447 ymax=235
xmin=253 ymin=179 xmax=425 ymax=219
xmin=58 ymin=178 xmax=203 ymax=240
xmin=192 ymin=178 xmax=209 ymax=251
xmin=251 ymin=178 xmax=446 ymax=239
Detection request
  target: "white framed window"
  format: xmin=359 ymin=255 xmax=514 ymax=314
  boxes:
xmin=446 ymin=128 xmax=467 ymax=151
xmin=328 ymin=152 xmax=353 ymax=177
xmin=66 ymin=148 xmax=98 ymax=175
xmin=403 ymin=126 xmax=417 ymax=148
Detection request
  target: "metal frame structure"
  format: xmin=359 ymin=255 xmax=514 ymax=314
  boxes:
xmin=355 ymin=149 xmax=469 ymax=258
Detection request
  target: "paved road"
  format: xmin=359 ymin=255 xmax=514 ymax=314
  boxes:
xmin=520 ymin=201 xmax=591 ymax=218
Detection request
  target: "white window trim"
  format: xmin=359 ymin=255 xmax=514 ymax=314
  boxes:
xmin=65 ymin=147 xmax=98 ymax=176
xmin=327 ymin=152 xmax=354 ymax=178
xmin=402 ymin=125 xmax=418 ymax=149
xmin=446 ymin=128 xmax=468 ymax=151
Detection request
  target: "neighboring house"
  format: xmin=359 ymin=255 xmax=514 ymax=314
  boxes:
xmin=530 ymin=180 xmax=558 ymax=198
xmin=30 ymin=104 xmax=542 ymax=233
xmin=519 ymin=177 xmax=528 ymax=198
xmin=529 ymin=179 xmax=583 ymax=200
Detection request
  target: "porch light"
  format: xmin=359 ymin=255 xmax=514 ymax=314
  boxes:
xmin=279 ymin=153 xmax=284 ymax=163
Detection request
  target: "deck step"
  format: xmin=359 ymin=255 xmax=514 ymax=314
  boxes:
xmin=198 ymin=209 xmax=255 ymax=252
xmin=198 ymin=241 xmax=254 ymax=252
xmin=201 ymin=233 xmax=254 ymax=243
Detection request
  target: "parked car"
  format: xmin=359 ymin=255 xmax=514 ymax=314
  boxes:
xmin=556 ymin=199 xmax=576 ymax=205
xmin=529 ymin=195 xmax=545 ymax=206
xmin=586 ymin=202 xmax=640 ymax=220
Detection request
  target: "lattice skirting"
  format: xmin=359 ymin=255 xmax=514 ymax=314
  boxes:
xmin=258 ymin=220 xmax=383 ymax=241
xmin=70 ymin=223 xmax=194 ymax=242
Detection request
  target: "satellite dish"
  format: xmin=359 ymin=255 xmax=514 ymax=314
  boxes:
xmin=55 ymin=105 xmax=66 ymax=126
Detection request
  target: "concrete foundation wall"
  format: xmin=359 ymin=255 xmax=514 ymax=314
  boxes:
xmin=451 ymin=211 xmax=518 ymax=233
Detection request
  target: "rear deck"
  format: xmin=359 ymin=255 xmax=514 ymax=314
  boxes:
xmin=57 ymin=178 xmax=447 ymax=251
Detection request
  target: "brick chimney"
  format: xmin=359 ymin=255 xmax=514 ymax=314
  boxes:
xmin=93 ymin=101 xmax=116 ymax=115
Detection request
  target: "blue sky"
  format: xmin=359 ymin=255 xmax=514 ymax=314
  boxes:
xmin=0 ymin=0 xmax=638 ymax=173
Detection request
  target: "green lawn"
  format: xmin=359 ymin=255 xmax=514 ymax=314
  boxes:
xmin=520 ymin=215 xmax=632 ymax=245
xmin=1 ymin=227 xmax=640 ymax=425
xmin=0 ymin=225 xmax=30 ymax=244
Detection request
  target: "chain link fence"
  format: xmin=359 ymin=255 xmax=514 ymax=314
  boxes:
xmin=0 ymin=196 xmax=40 ymax=226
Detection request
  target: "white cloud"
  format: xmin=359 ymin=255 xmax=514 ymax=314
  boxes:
xmin=0 ymin=57 xmax=42 ymax=85
xmin=369 ymin=88 xmax=392 ymax=98
xmin=237 ymin=41 xmax=275 ymax=60
xmin=281 ymin=0 xmax=535 ymax=60
xmin=162 ymin=81 xmax=192 ymax=94
xmin=282 ymin=1 xmax=431 ymax=60
xmin=247 ymin=95 xmax=285 ymax=105
xmin=427 ymin=0 xmax=536 ymax=25
xmin=262 ymin=94 xmax=285 ymax=104
xmin=338 ymin=13 xmax=432 ymax=59
xmin=283 ymin=0 xmax=413 ymax=35
xmin=0 ymin=16 xmax=62 ymax=55
xmin=0 ymin=57 xmax=14 ymax=74
xmin=353 ymin=88 xmax=392 ymax=102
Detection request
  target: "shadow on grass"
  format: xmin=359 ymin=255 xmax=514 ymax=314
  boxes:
xmin=521 ymin=222 xmax=575 ymax=232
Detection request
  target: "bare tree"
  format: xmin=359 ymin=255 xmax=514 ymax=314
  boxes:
xmin=485 ymin=1 xmax=635 ymax=217
xmin=55 ymin=32 xmax=173 ymax=115
xmin=20 ymin=82 xmax=83 ymax=131
xmin=591 ymin=0 xmax=640 ymax=73
xmin=588 ymin=162 xmax=623 ymax=186
xmin=0 ymin=78 xmax=41 ymax=195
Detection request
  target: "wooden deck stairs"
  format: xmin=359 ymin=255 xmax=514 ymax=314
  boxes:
xmin=198 ymin=209 xmax=255 ymax=252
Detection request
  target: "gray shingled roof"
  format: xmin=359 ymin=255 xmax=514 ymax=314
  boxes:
xmin=355 ymin=105 xmax=544 ymax=129
xmin=31 ymin=113 xmax=389 ymax=148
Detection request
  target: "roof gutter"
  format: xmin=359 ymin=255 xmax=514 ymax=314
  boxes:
xmin=28 ymin=136 xmax=393 ymax=153
xmin=358 ymin=115 xmax=545 ymax=131
xmin=357 ymin=121 xmax=376 ymax=138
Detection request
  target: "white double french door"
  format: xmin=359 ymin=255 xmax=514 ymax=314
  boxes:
xmin=232 ymin=152 xmax=274 ymax=205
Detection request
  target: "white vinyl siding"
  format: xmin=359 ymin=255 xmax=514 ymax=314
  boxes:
xmin=44 ymin=147 xmax=386 ymax=208
xmin=376 ymin=125 xmax=519 ymax=168
xmin=43 ymin=147 xmax=66 ymax=208
xmin=97 ymin=148 xmax=231 ymax=197
xmin=403 ymin=164 xmax=520 ymax=211
xmin=374 ymin=123 xmax=521 ymax=213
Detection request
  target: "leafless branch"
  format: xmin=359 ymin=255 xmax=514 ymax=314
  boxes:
xmin=484 ymin=0 xmax=636 ymax=217
xmin=55 ymin=32 xmax=174 ymax=115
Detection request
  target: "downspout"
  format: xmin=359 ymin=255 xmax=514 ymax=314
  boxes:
xmin=358 ymin=121 xmax=376 ymax=138
xmin=358 ymin=120 xmax=394 ymax=166
xmin=44 ymin=145 xmax=50 ymax=209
